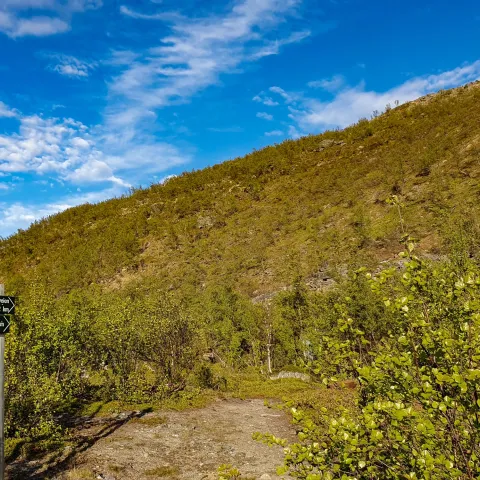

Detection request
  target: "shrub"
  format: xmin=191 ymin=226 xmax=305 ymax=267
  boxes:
xmin=268 ymin=239 xmax=480 ymax=479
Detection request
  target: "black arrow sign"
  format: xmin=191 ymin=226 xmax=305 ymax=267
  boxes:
xmin=0 ymin=315 xmax=10 ymax=334
xmin=0 ymin=296 xmax=15 ymax=315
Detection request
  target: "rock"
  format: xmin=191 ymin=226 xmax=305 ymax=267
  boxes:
xmin=313 ymin=139 xmax=346 ymax=152
xmin=260 ymin=474 xmax=272 ymax=480
xmin=270 ymin=371 xmax=310 ymax=382
xmin=319 ymin=139 xmax=335 ymax=148
xmin=197 ymin=215 xmax=214 ymax=229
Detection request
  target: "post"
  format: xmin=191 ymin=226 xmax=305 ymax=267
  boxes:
xmin=0 ymin=283 xmax=5 ymax=480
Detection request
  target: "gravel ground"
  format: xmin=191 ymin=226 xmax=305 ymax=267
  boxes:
xmin=8 ymin=398 xmax=297 ymax=480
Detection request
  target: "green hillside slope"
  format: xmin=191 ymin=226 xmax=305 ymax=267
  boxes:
xmin=1 ymin=81 xmax=480 ymax=461
xmin=1 ymin=82 xmax=480 ymax=298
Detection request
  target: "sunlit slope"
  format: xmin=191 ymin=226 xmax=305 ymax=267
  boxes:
xmin=1 ymin=82 xmax=479 ymax=297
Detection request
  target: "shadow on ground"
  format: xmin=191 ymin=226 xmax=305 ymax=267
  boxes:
xmin=7 ymin=408 xmax=152 ymax=480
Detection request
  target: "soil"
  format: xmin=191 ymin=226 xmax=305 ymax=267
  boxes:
xmin=7 ymin=398 xmax=297 ymax=480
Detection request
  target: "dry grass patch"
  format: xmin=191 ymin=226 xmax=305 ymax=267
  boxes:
xmin=108 ymin=464 xmax=126 ymax=473
xmin=66 ymin=468 xmax=97 ymax=480
xmin=131 ymin=415 xmax=167 ymax=427
xmin=144 ymin=465 xmax=180 ymax=477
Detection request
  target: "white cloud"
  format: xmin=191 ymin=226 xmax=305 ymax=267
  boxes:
xmin=250 ymin=30 xmax=311 ymax=60
xmin=307 ymin=74 xmax=345 ymax=92
xmin=0 ymin=101 xmax=16 ymax=118
xmin=288 ymin=125 xmax=302 ymax=139
xmin=269 ymin=85 xmax=296 ymax=103
xmin=66 ymin=159 xmax=128 ymax=186
xmin=256 ymin=112 xmax=273 ymax=121
xmin=253 ymin=94 xmax=279 ymax=106
xmin=285 ymin=60 xmax=480 ymax=131
xmin=119 ymin=5 xmax=175 ymax=21
xmin=0 ymin=101 xmax=189 ymax=190
xmin=48 ymin=54 xmax=96 ymax=78
xmin=158 ymin=174 xmax=177 ymax=184
xmin=71 ymin=137 xmax=90 ymax=148
xmin=13 ymin=16 xmax=69 ymax=36
xmin=0 ymin=0 xmax=102 ymax=38
xmin=265 ymin=130 xmax=283 ymax=136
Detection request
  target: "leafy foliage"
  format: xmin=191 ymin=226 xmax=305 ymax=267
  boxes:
xmin=267 ymin=241 xmax=480 ymax=479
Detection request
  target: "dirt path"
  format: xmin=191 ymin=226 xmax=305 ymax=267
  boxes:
xmin=9 ymin=398 xmax=296 ymax=480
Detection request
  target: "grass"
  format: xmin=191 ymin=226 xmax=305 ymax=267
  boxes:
xmin=144 ymin=465 xmax=180 ymax=477
xmin=66 ymin=468 xmax=97 ymax=480
xmin=108 ymin=464 xmax=126 ymax=473
xmin=5 ymin=437 xmax=67 ymax=463
xmin=131 ymin=414 xmax=167 ymax=426
xmin=79 ymin=389 xmax=218 ymax=419
xmin=223 ymin=368 xmax=318 ymax=401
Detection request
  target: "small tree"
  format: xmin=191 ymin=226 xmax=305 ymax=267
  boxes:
xmin=265 ymin=240 xmax=480 ymax=479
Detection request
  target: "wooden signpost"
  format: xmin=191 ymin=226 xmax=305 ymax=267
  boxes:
xmin=0 ymin=286 xmax=14 ymax=480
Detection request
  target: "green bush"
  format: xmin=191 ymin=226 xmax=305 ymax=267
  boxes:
xmin=268 ymin=240 xmax=480 ymax=478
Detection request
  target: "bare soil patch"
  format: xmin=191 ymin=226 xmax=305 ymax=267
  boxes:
xmin=8 ymin=398 xmax=296 ymax=479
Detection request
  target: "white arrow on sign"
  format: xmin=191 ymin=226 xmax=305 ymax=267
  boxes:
xmin=0 ymin=297 xmax=15 ymax=314
xmin=0 ymin=315 xmax=9 ymax=333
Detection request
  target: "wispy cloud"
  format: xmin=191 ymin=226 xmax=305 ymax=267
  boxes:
xmin=279 ymin=61 xmax=480 ymax=132
xmin=250 ymin=30 xmax=311 ymax=60
xmin=307 ymin=74 xmax=345 ymax=92
xmin=0 ymin=0 xmax=102 ymax=38
xmin=208 ymin=126 xmax=244 ymax=133
xmin=0 ymin=101 xmax=17 ymax=118
xmin=108 ymin=0 xmax=309 ymax=132
xmin=119 ymin=5 xmax=175 ymax=21
xmin=265 ymin=130 xmax=283 ymax=136
xmin=253 ymin=94 xmax=279 ymax=106
xmin=269 ymin=85 xmax=297 ymax=103
xmin=256 ymin=112 xmax=273 ymax=121
xmin=46 ymin=54 xmax=97 ymax=78
xmin=99 ymin=0 xmax=314 ymax=187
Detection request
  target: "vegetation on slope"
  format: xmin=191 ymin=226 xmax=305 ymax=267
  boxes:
xmin=0 ymin=82 xmax=479 ymax=475
xmin=1 ymin=81 xmax=480 ymax=297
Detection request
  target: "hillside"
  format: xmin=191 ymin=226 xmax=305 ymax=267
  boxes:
xmin=1 ymin=81 xmax=480 ymax=299
xmin=1 ymin=81 xmax=480 ymax=478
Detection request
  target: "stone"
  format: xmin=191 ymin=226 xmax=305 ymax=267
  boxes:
xmin=259 ymin=475 xmax=272 ymax=480
xmin=270 ymin=371 xmax=310 ymax=382
xmin=319 ymin=139 xmax=335 ymax=148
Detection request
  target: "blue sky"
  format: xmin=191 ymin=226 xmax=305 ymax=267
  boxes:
xmin=0 ymin=0 xmax=479 ymax=237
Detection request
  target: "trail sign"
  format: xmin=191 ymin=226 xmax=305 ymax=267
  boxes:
xmin=0 ymin=297 xmax=14 ymax=315
xmin=0 ymin=318 xmax=8 ymax=335
xmin=0 ymin=285 xmax=6 ymax=480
